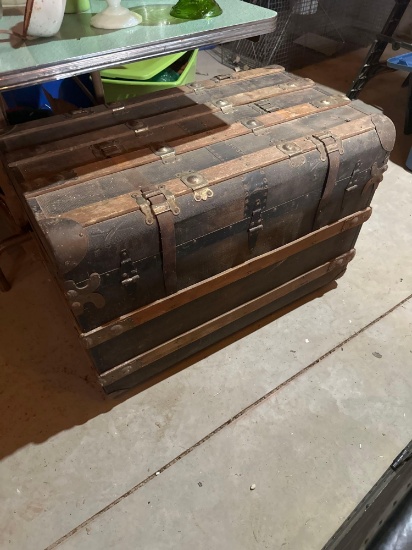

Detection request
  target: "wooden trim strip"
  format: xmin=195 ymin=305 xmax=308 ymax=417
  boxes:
xmin=9 ymin=68 xmax=291 ymax=167
xmin=24 ymin=92 xmax=349 ymax=198
xmin=1 ymin=67 xmax=286 ymax=153
xmin=98 ymin=249 xmax=356 ymax=386
xmin=81 ymin=209 xmax=371 ymax=349
xmin=63 ymin=116 xmax=374 ymax=227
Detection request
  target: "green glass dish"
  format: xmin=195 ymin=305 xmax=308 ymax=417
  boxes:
xmin=170 ymin=0 xmax=223 ymax=20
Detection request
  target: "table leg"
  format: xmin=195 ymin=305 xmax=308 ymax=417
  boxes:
xmin=91 ymin=71 xmax=105 ymax=104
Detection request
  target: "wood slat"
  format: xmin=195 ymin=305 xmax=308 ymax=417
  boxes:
xmin=81 ymin=209 xmax=370 ymax=349
xmin=22 ymin=92 xmax=351 ymax=197
xmin=1 ymin=66 xmax=286 ymax=154
xmin=98 ymin=249 xmax=356 ymax=386
xmin=62 ymin=116 xmax=374 ymax=227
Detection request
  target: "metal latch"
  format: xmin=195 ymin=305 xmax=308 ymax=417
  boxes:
xmin=313 ymin=132 xmax=344 ymax=155
xmin=242 ymin=118 xmax=266 ymax=135
xmin=153 ymin=145 xmax=176 ymax=164
xmin=132 ymin=186 xmax=180 ymax=224
xmin=181 ymin=173 xmax=214 ymax=201
xmin=120 ymin=249 xmax=140 ymax=286
xmin=131 ymin=194 xmax=155 ymax=225
xmin=91 ymin=140 xmax=123 ymax=159
xmin=212 ymin=99 xmax=233 ymax=114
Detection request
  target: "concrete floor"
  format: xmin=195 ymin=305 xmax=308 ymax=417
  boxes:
xmin=0 ymin=49 xmax=412 ymax=550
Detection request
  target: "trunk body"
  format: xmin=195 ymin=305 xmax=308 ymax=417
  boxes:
xmin=0 ymin=66 xmax=395 ymax=393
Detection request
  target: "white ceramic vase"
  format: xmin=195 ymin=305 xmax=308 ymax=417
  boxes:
xmin=24 ymin=0 xmax=67 ymax=37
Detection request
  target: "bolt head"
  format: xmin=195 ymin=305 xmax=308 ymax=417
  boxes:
xmin=216 ymin=99 xmax=228 ymax=107
xmin=187 ymin=174 xmax=202 ymax=185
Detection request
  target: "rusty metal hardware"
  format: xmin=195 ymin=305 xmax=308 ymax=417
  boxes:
xmin=188 ymin=81 xmax=205 ymax=93
xmin=362 ymin=162 xmax=388 ymax=196
xmin=213 ymin=74 xmax=233 ymax=82
xmin=65 ymin=273 xmax=105 ymax=315
xmin=120 ymin=249 xmax=140 ymax=286
xmin=244 ymin=171 xmax=268 ymax=251
xmin=313 ymin=132 xmax=344 ymax=155
xmin=0 ymin=232 xmax=32 ymax=292
xmin=153 ymin=145 xmax=176 ymax=164
xmin=242 ymin=118 xmax=266 ymax=135
xmin=131 ymin=194 xmax=155 ymax=225
xmin=126 ymin=120 xmax=148 ymax=134
xmin=346 ymin=161 xmax=362 ymax=192
xmin=212 ymin=98 xmax=233 ymax=113
xmin=90 ymin=140 xmax=123 ymax=159
xmin=278 ymin=141 xmax=302 ymax=157
xmin=181 ymin=173 xmax=213 ymax=201
xmin=132 ymin=186 xmax=180 ymax=224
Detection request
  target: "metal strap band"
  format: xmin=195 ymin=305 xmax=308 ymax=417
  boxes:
xmin=149 ymin=194 xmax=177 ymax=296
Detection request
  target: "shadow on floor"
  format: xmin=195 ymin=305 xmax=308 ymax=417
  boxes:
xmin=0 ymin=240 xmax=337 ymax=460
xmin=294 ymin=47 xmax=412 ymax=168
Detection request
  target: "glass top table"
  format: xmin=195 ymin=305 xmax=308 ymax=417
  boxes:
xmin=0 ymin=0 xmax=277 ymax=91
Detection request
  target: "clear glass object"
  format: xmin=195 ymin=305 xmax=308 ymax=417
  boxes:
xmin=170 ymin=0 xmax=222 ymax=20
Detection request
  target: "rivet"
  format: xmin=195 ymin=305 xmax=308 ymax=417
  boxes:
xmin=157 ymin=145 xmax=173 ymax=154
xmin=321 ymin=99 xmax=331 ymax=105
xmin=246 ymin=119 xmax=258 ymax=127
xmin=215 ymin=99 xmax=229 ymax=107
xmin=110 ymin=325 xmax=123 ymax=335
xmin=187 ymin=174 xmax=202 ymax=185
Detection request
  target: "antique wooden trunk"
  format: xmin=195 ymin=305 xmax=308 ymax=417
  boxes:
xmin=0 ymin=66 xmax=395 ymax=393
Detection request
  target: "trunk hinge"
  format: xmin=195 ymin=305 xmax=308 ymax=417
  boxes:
xmin=120 ymin=249 xmax=140 ymax=287
xmin=243 ymin=170 xmax=269 ymax=252
xmin=153 ymin=144 xmax=176 ymax=164
xmin=181 ymin=173 xmax=214 ymax=201
xmin=90 ymin=140 xmax=123 ymax=159
xmin=311 ymin=132 xmax=344 ymax=230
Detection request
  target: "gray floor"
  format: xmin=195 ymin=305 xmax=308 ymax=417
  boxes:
xmin=0 ymin=49 xmax=411 ymax=550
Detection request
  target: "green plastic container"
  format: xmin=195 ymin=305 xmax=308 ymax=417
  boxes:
xmin=101 ymin=50 xmax=198 ymax=102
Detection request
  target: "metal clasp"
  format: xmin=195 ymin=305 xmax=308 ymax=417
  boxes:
xmin=153 ymin=145 xmax=176 ymax=164
xmin=131 ymin=194 xmax=155 ymax=225
xmin=313 ymin=132 xmax=344 ymax=155
xmin=212 ymin=99 xmax=233 ymax=114
xmin=242 ymin=118 xmax=266 ymax=135
xmin=181 ymin=173 xmax=213 ymax=201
